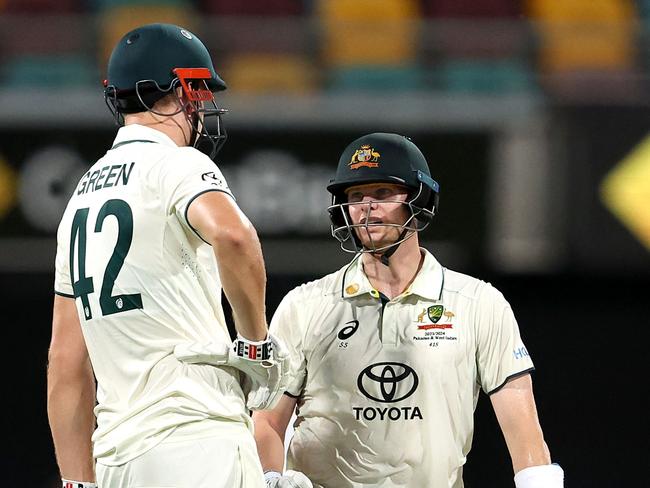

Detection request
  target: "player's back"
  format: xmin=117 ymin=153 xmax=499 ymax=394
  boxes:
xmin=54 ymin=124 xmax=248 ymax=465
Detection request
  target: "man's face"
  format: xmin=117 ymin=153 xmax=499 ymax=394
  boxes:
xmin=345 ymin=183 xmax=410 ymax=249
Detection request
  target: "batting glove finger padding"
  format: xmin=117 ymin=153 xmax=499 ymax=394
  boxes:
xmin=174 ymin=333 xmax=291 ymax=410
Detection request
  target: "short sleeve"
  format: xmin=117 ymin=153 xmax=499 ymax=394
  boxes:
xmin=53 ymin=214 xmax=74 ymax=297
xmin=475 ymin=284 xmax=534 ymax=395
xmin=157 ymin=148 xmax=234 ymax=239
xmin=270 ymin=290 xmax=307 ymax=397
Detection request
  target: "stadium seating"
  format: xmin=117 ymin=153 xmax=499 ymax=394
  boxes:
xmin=525 ymin=0 xmax=640 ymax=100
xmin=0 ymin=13 xmax=96 ymax=86
xmin=317 ymin=0 xmax=422 ymax=91
xmin=2 ymin=55 xmax=96 ymax=86
xmin=317 ymin=0 xmax=420 ymax=66
xmin=421 ymin=1 xmax=535 ymax=93
xmin=328 ymin=65 xmax=422 ymax=92
xmin=199 ymin=0 xmax=303 ymax=16
xmin=222 ymin=53 xmax=317 ymax=94
xmin=422 ymin=0 xmax=521 ymax=18
xmin=200 ymin=12 xmax=316 ymax=93
xmin=436 ymin=59 xmax=534 ymax=93
xmin=2 ymin=0 xmax=80 ymax=12
xmin=88 ymin=0 xmax=188 ymax=11
xmin=0 ymin=0 xmax=644 ymax=98
xmin=526 ymin=0 xmax=637 ymax=73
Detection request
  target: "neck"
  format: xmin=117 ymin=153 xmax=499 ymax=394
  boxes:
xmin=361 ymin=234 xmax=423 ymax=299
xmin=124 ymin=111 xmax=190 ymax=147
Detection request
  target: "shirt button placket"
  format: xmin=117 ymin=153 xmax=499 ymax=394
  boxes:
xmin=381 ymin=302 xmax=399 ymax=346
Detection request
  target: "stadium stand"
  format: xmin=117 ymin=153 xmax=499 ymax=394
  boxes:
xmin=317 ymin=0 xmax=423 ymax=91
xmin=525 ymin=0 xmax=641 ymax=101
xmin=422 ymin=0 xmax=535 ymax=93
xmin=0 ymin=0 xmax=645 ymax=98
xmin=0 ymin=12 xmax=96 ymax=86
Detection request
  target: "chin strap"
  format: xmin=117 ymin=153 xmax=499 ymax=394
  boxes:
xmin=189 ymin=110 xmax=202 ymax=146
xmin=377 ymin=229 xmax=408 ymax=266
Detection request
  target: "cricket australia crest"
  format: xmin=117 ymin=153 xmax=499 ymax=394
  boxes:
xmin=427 ymin=305 xmax=444 ymax=323
xmin=349 ymin=145 xmax=381 ymax=170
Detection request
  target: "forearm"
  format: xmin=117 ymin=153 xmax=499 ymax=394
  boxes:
xmin=509 ymin=437 xmax=551 ymax=473
xmin=212 ymin=226 xmax=267 ymax=341
xmin=47 ymin=356 xmax=96 ymax=481
xmin=495 ymin=392 xmax=551 ymax=472
xmin=490 ymin=375 xmax=552 ymax=473
xmin=254 ymin=417 xmax=286 ymax=472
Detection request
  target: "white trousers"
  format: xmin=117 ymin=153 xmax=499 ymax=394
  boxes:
xmin=96 ymin=433 xmax=265 ymax=488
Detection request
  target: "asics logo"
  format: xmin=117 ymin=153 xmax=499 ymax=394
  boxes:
xmin=338 ymin=320 xmax=359 ymax=340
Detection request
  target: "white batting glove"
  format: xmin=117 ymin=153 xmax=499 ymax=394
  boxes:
xmin=174 ymin=333 xmax=290 ymax=410
xmin=514 ymin=463 xmax=564 ymax=488
xmin=265 ymin=470 xmax=313 ymax=488
xmin=62 ymin=480 xmax=97 ymax=488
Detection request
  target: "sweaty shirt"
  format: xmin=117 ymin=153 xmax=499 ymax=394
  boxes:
xmin=271 ymin=249 xmax=534 ymax=488
xmin=54 ymin=124 xmax=251 ymax=465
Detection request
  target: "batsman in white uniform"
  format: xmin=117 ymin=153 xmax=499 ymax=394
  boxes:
xmin=254 ymin=133 xmax=564 ymax=488
xmin=48 ymin=24 xmax=288 ymax=488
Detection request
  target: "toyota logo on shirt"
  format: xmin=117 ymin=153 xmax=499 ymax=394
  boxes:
xmin=357 ymin=362 xmax=419 ymax=403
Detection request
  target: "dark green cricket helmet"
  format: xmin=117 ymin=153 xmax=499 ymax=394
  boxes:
xmin=105 ymin=23 xmax=226 ymax=114
xmin=327 ymin=132 xmax=440 ymax=219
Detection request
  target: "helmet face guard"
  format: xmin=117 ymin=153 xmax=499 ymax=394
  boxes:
xmin=104 ymin=67 xmax=227 ymax=159
xmin=328 ymin=182 xmax=434 ymax=255
xmin=174 ymin=68 xmax=228 ymax=159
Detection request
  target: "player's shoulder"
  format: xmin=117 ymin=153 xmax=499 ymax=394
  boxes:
xmin=156 ymin=146 xmax=227 ymax=183
xmin=164 ymin=146 xmax=214 ymax=165
xmin=172 ymin=145 xmax=211 ymax=160
xmin=442 ymin=267 xmax=506 ymax=303
xmin=283 ymin=264 xmax=348 ymax=304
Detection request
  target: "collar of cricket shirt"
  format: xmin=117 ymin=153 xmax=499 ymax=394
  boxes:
xmin=340 ymin=248 xmax=444 ymax=301
xmin=340 ymin=253 xmax=377 ymax=299
xmin=404 ymin=248 xmax=445 ymax=301
xmin=111 ymin=124 xmax=179 ymax=149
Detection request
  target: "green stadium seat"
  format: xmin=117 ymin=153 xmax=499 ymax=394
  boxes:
xmin=327 ymin=66 xmax=422 ymax=92
xmin=436 ymin=59 xmax=536 ymax=93
xmin=2 ymin=55 xmax=97 ymax=87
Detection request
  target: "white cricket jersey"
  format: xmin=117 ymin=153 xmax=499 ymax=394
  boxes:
xmin=54 ymin=124 xmax=252 ymax=465
xmin=271 ymin=249 xmax=534 ymax=488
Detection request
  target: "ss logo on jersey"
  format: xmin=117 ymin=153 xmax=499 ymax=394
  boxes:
xmin=338 ymin=320 xmax=359 ymax=348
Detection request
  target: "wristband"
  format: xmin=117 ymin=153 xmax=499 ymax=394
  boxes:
xmin=62 ymin=480 xmax=97 ymax=488
xmin=234 ymin=334 xmax=272 ymax=361
xmin=514 ymin=463 xmax=564 ymax=488
xmin=264 ymin=470 xmax=282 ymax=481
